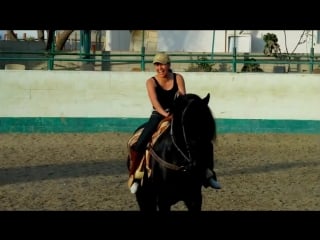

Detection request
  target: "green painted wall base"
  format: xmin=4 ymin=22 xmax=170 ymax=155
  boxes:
xmin=1 ymin=117 xmax=320 ymax=134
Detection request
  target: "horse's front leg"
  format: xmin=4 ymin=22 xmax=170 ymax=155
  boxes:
xmin=158 ymin=203 xmax=171 ymax=213
xmin=184 ymin=191 xmax=202 ymax=212
xmin=184 ymin=200 xmax=202 ymax=212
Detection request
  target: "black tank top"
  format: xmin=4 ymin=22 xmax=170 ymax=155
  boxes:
xmin=152 ymin=73 xmax=178 ymax=111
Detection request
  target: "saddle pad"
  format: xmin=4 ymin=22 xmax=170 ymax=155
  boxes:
xmin=127 ymin=117 xmax=171 ymax=149
xmin=127 ymin=117 xmax=171 ymax=187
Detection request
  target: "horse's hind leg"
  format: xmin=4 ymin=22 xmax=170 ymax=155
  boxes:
xmin=184 ymin=194 xmax=202 ymax=212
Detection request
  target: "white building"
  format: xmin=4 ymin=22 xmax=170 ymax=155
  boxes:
xmin=2 ymin=30 xmax=319 ymax=55
xmin=128 ymin=30 xmax=320 ymax=54
xmin=158 ymin=30 xmax=320 ymax=54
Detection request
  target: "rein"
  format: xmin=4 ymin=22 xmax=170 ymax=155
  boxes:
xmin=148 ymin=99 xmax=195 ymax=171
xmin=148 ymin=147 xmax=186 ymax=171
xmin=170 ymin=99 xmax=195 ymax=163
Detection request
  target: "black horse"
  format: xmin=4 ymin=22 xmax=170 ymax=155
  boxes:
xmin=127 ymin=93 xmax=217 ymax=212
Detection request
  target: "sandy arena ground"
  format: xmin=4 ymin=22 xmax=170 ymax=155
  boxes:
xmin=0 ymin=132 xmax=319 ymax=211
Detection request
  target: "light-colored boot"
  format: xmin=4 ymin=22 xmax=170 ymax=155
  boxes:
xmin=130 ymin=181 xmax=139 ymax=194
xmin=208 ymin=178 xmax=221 ymax=189
xmin=205 ymin=168 xmax=222 ymax=189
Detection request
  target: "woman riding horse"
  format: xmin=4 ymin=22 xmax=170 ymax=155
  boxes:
xmin=128 ymin=52 xmax=221 ymax=194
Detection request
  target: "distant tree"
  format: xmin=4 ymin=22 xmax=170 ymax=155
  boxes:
xmin=263 ymin=33 xmax=281 ymax=57
xmin=6 ymin=30 xmax=73 ymax=51
xmin=241 ymin=58 xmax=263 ymax=72
xmin=5 ymin=30 xmax=18 ymax=40
xmin=185 ymin=56 xmax=215 ymax=72
xmin=55 ymin=30 xmax=73 ymax=50
xmin=38 ymin=30 xmax=73 ymax=51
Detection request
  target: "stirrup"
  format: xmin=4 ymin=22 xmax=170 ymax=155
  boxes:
xmin=209 ymin=178 xmax=221 ymax=189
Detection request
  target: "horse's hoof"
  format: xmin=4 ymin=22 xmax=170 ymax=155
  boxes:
xmin=130 ymin=181 xmax=139 ymax=194
xmin=209 ymin=178 xmax=221 ymax=189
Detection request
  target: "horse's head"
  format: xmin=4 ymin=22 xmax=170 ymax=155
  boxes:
xmin=168 ymin=93 xmax=217 ymax=172
xmin=172 ymin=93 xmax=216 ymax=143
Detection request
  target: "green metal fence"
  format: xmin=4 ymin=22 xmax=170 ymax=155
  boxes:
xmin=1 ymin=49 xmax=320 ymax=73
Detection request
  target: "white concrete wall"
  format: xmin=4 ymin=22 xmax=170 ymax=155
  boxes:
xmin=0 ymin=71 xmax=319 ymax=120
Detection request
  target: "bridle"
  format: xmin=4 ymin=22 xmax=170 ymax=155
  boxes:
xmin=148 ymin=98 xmax=196 ymax=172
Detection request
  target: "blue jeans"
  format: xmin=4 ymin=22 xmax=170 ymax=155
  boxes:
xmin=134 ymin=111 xmax=164 ymax=153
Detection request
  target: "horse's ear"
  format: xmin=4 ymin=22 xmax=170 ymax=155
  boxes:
xmin=202 ymin=93 xmax=210 ymax=105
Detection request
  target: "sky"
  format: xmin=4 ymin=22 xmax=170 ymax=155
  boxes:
xmin=15 ymin=30 xmax=38 ymax=38
xmin=0 ymin=30 xmax=38 ymax=40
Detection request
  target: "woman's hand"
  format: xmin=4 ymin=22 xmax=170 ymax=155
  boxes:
xmin=164 ymin=108 xmax=171 ymax=117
